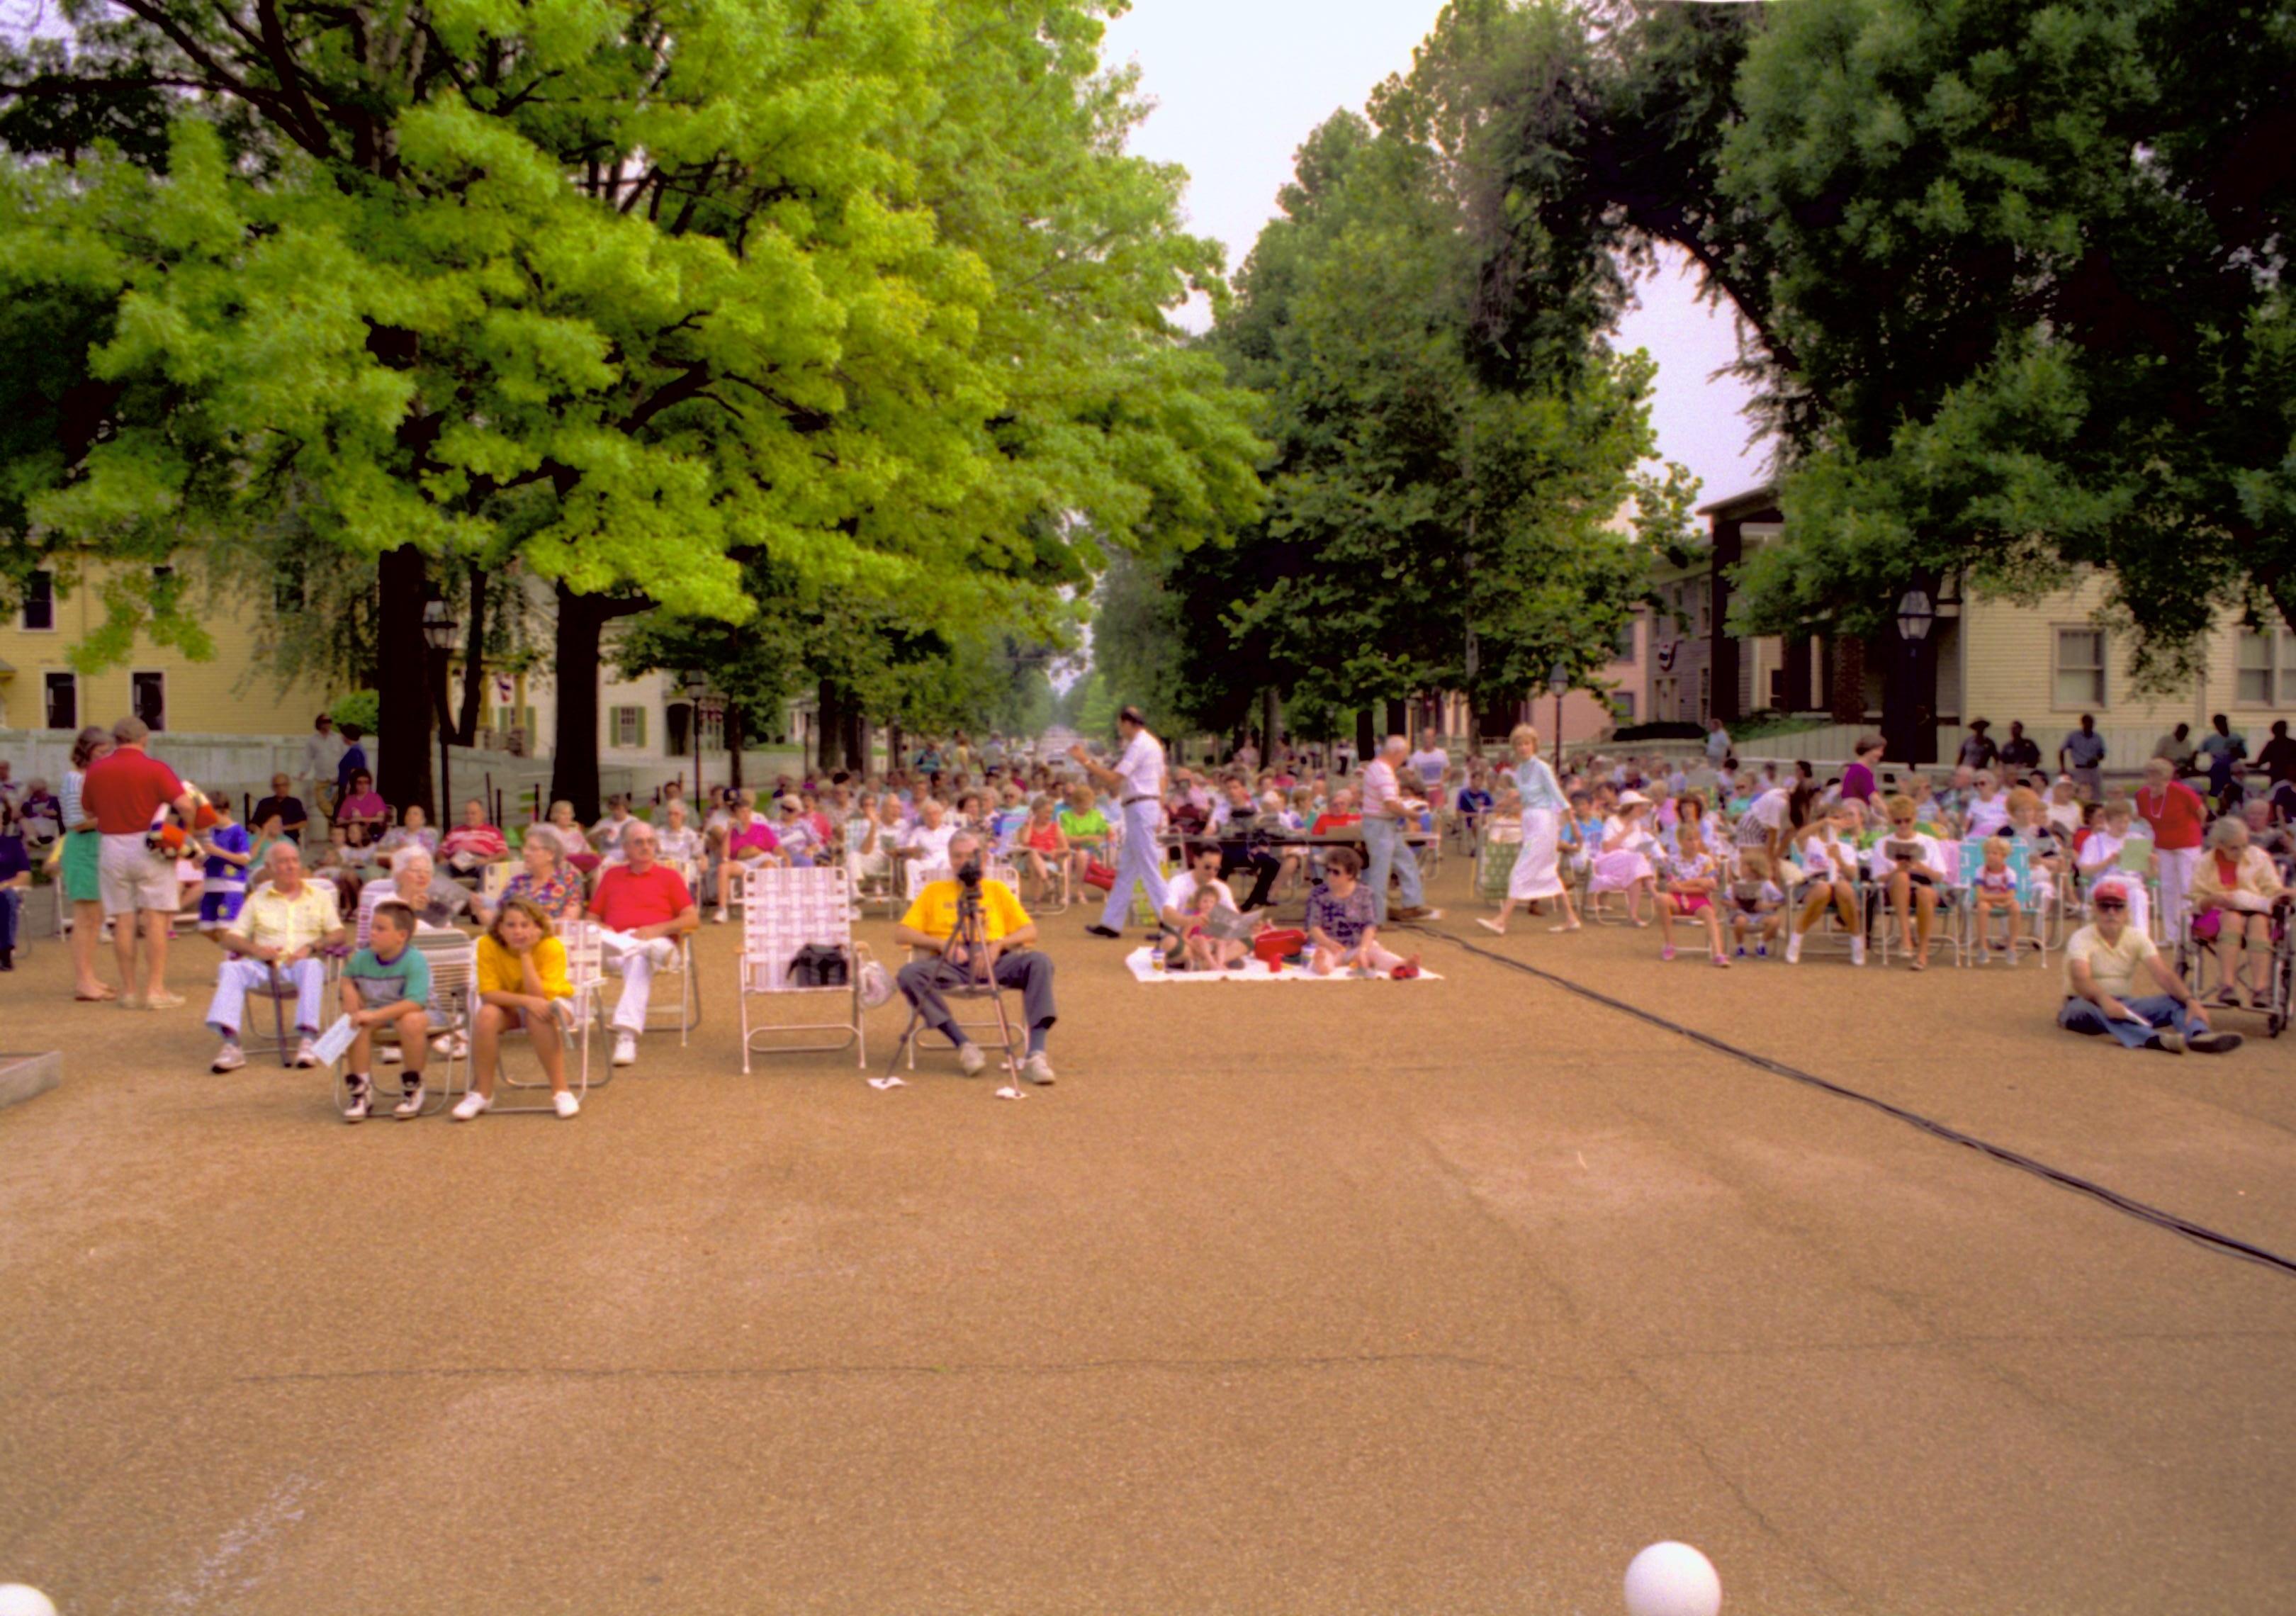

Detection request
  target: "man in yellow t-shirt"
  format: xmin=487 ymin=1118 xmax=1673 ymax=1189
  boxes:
xmin=894 ymin=831 xmax=1056 ymax=1084
xmin=2060 ymin=877 xmax=2238 ymax=1053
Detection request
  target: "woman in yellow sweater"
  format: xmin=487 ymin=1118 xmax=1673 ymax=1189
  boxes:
xmin=453 ymin=897 xmax=580 ymax=1120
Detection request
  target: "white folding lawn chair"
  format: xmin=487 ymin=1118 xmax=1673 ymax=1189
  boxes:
xmin=497 ymin=919 xmax=606 ymax=1106
xmin=738 ymin=865 xmax=872 ymax=1072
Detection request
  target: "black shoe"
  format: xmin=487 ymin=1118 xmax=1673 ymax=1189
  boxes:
xmin=1085 ymin=924 xmax=1122 ymax=939
xmin=0 ymin=948 xmax=12 ymax=971
xmin=2190 ymin=1029 xmax=2246 ymax=1054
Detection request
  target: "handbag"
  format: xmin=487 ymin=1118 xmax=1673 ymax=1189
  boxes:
xmin=786 ymin=943 xmax=851 ymax=988
xmin=1083 ymin=858 xmax=1117 ymax=891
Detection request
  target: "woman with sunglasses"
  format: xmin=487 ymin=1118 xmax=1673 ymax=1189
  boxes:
xmin=1871 ymin=794 xmax=1949 ymax=970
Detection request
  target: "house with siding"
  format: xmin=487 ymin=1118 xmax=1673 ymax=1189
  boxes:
xmin=1645 ymin=483 xmax=2295 ymax=773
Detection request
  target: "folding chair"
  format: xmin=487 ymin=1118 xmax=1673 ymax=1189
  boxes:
xmin=495 ymin=920 xmax=605 ymax=1107
xmin=738 ymin=866 xmax=872 ymax=1072
xmin=1879 ymin=839 xmax=1964 ymax=967
xmin=617 ymin=858 xmax=703 ymax=1048
xmin=478 ymin=860 xmax=515 ymax=914
xmin=1475 ymin=819 xmax=1523 ymax=905
xmin=331 ymin=931 xmax=473 ymax=1117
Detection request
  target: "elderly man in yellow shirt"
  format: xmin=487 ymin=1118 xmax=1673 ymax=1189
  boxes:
xmin=893 ymin=830 xmax=1057 ymax=1084
xmin=207 ymin=840 xmax=347 ymax=1072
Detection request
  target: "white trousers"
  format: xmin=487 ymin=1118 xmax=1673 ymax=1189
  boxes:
xmin=2156 ymin=846 xmax=2200 ymax=941
xmin=597 ymin=929 xmax=664 ymax=1035
xmin=1100 ymin=800 xmax=1171 ymax=931
xmin=207 ymin=957 xmax=327 ymax=1038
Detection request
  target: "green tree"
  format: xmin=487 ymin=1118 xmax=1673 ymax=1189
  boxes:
xmin=1 ymin=0 xmax=1263 ymax=815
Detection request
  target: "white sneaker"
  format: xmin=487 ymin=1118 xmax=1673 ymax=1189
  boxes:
xmin=711 ymin=908 xmax=728 ymax=925
xmin=1475 ymin=918 xmax=1506 ymax=936
xmin=1784 ymin=930 xmax=1803 ymax=965
xmin=612 ymin=1031 xmax=638 ymax=1067
xmin=451 ymin=1091 xmax=492 ymax=1121
xmin=957 ymin=1042 xmax=987 ymax=1077
xmin=293 ymin=1037 xmax=320 ymax=1069
xmin=393 ymin=1084 xmax=425 ymax=1120
xmin=553 ymin=1090 xmax=581 ymax=1118
xmin=210 ymin=1042 xmax=246 ymax=1074
xmin=342 ymin=1080 xmax=371 ymax=1123
xmin=1851 ymin=934 xmax=1868 ymax=967
xmin=645 ymin=937 xmax=676 ymax=967
xmin=1020 ymin=1052 xmax=1056 ymax=1086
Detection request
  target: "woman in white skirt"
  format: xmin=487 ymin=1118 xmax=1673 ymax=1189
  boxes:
xmin=1478 ymin=724 xmax=1580 ymax=936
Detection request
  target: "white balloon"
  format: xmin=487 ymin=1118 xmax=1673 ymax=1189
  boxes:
xmin=1623 ymin=1541 xmax=1721 ymax=1616
xmin=0 ymin=1586 xmax=57 ymax=1616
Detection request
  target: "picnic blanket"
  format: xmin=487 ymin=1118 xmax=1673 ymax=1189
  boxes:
xmin=1124 ymin=947 xmax=1441 ymax=984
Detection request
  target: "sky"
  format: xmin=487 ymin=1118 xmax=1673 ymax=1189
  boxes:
xmin=1101 ymin=0 xmax=1774 ymax=508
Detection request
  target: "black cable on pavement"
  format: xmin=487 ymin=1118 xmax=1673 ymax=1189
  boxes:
xmin=1408 ymin=924 xmax=2296 ymax=1281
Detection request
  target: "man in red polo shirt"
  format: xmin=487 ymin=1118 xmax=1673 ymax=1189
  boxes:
xmin=81 ymin=715 xmax=201 ymax=1009
xmin=587 ymin=822 xmax=699 ymax=1068
xmin=2135 ymin=754 xmax=2208 ymax=939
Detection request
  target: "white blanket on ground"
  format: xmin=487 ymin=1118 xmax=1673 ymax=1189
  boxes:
xmin=1123 ymin=948 xmax=1441 ymax=984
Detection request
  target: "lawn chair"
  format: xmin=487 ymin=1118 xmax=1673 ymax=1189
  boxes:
xmin=738 ymin=865 xmax=872 ymax=1072
xmin=844 ymin=818 xmax=903 ymax=917
xmin=1474 ymin=819 xmax=1523 ymax=905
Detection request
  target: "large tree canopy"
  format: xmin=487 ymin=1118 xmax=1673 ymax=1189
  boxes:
xmin=1122 ymin=0 xmax=1688 ymax=744
xmin=1475 ymin=0 xmax=2296 ymax=688
xmin=1 ymin=0 xmax=1262 ymax=806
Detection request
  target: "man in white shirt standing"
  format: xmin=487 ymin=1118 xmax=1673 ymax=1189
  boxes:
xmin=1073 ymin=706 xmax=1170 ymax=938
xmin=1361 ymin=735 xmax=1432 ymax=925
xmin=1406 ymin=736 xmax=1448 ymax=792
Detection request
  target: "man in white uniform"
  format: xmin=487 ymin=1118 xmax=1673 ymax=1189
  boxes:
xmin=1073 ymin=706 xmax=1169 ymax=938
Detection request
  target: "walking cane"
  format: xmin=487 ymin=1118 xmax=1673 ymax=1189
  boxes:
xmin=268 ymin=959 xmax=291 ymax=1068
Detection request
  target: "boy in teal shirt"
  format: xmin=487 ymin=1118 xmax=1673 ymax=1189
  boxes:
xmin=339 ymin=900 xmax=434 ymax=1121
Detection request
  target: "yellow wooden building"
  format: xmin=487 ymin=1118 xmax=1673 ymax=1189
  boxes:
xmin=0 ymin=563 xmax=338 ymax=739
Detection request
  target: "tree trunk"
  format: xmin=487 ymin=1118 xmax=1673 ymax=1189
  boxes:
xmin=726 ymin=703 xmax=747 ymax=790
xmin=816 ymin=678 xmax=843 ymax=774
xmin=1261 ymin=689 xmax=1281 ymax=758
xmin=1354 ymin=707 xmax=1375 ymax=763
xmin=840 ymin=702 xmax=866 ymax=773
xmin=549 ymin=583 xmax=606 ymax=821
xmin=454 ymin=559 xmax=488 ymax=747
xmin=887 ymin=719 xmax=904 ymax=775
xmin=1830 ymin=636 xmax=1868 ymax=726
xmin=1383 ymin=699 xmax=1407 ymax=741
xmin=376 ymin=545 xmax=434 ymax=818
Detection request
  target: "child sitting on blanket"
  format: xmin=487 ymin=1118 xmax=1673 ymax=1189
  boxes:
xmin=1181 ymin=885 xmax=1250 ymax=972
xmin=1305 ymin=847 xmax=1420 ymax=980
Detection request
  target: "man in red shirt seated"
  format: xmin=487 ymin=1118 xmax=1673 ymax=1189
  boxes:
xmin=587 ymin=824 xmax=699 ymax=1067
xmin=81 ymin=715 xmax=201 ymax=1009
xmin=1310 ymin=786 xmax=1363 ymax=838
xmin=439 ymin=797 xmax=511 ymax=882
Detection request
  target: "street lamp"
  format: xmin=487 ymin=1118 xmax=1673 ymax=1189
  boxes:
xmin=1892 ymin=588 xmax=1935 ymax=768
xmin=680 ymin=668 xmax=709 ymax=806
xmin=422 ymin=601 xmax=459 ymax=821
xmin=1548 ymin=661 xmax=1570 ymax=771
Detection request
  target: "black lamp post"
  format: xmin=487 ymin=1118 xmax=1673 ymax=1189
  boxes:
xmin=422 ymin=601 xmax=459 ymax=820
xmin=1548 ymin=661 xmax=1570 ymax=772
xmin=680 ymin=668 xmax=709 ymax=806
xmin=1892 ymin=587 xmax=1935 ymax=768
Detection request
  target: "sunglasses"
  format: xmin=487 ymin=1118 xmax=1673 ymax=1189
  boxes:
xmin=2094 ymin=899 xmax=2128 ymax=911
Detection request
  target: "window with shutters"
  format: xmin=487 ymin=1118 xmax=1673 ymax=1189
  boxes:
xmin=43 ymin=672 xmax=77 ymax=730
xmin=609 ymin=705 xmax=648 ymax=749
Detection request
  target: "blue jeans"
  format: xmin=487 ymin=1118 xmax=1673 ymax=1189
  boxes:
xmin=2058 ymin=994 xmax=2193 ymax=1050
xmin=1363 ymin=817 xmax=1423 ymax=924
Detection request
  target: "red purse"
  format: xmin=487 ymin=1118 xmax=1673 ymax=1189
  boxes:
xmin=1084 ymin=859 xmax=1117 ymax=891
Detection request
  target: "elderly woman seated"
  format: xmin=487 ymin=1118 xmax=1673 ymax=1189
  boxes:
xmin=476 ymin=835 xmax=586 ymax=928
xmin=332 ymin=770 xmax=390 ymax=863
xmin=374 ymin=803 xmax=440 ymax=869
xmin=439 ymin=798 xmax=511 ymax=880
xmin=2189 ymin=814 xmax=2290 ymax=1010
xmin=357 ymin=847 xmax=473 ymax=933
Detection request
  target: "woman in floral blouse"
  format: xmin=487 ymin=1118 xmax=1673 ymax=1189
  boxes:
xmin=1304 ymin=847 xmax=1418 ymax=978
xmin=482 ymin=836 xmax=585 ymax=927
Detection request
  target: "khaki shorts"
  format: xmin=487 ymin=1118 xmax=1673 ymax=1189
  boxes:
xmin=99 ymin=834 xmax=181 ymax=916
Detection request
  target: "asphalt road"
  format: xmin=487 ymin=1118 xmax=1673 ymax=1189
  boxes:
xmin=3 ymin=862 xmax=2294 ymax=1615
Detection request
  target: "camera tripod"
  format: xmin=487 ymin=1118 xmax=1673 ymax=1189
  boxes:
xmin=884 ymin=880 xmax=1022 ymax=1081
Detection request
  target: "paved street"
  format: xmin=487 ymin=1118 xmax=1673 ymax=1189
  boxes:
xmin=4 ymin=865 xmax=2295 ymax=1615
